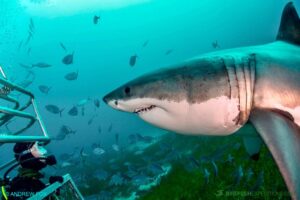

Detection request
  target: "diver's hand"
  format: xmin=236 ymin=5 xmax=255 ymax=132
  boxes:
xmin=45 ymin=155 xmax=57 ymax=166
xmin=49 ymin=176 xmax=63 ymax=184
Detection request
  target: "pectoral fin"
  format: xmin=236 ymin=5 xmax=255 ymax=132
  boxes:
xmin=250 ymin=108 xmax=300 ymax=200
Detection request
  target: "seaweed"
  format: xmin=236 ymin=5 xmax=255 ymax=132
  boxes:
xmin=68 ymin=131 xmax=290 ymax=200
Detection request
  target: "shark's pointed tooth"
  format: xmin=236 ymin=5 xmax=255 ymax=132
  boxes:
xmin=250 ymin=109 xmax=300 ymax=200
xmin=276 ymin=2 xmax=300 ymax=45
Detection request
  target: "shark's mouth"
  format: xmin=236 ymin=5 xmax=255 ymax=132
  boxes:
xmin=134 ymin=105 xmax=156 ymax=114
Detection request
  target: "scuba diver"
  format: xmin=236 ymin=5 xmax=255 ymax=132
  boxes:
xmin=1 ymin=142 xmax=63 ymax=200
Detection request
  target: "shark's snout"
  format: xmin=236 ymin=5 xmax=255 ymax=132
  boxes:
xmin=103 ymin=89 xmax=134 ymax=113
xmin=102 ymin=93 xmax=112 ymax=104
xmin=102 ymin=95 xmax=109 ymax=104
xmin=102 ymin=92 xmax=119 ymax=109
xmin=103 ymin=92 xmax=118 ymax=108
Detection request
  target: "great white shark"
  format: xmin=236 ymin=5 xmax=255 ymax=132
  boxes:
xmin=103 ymin=3 xmax=300 ymax=199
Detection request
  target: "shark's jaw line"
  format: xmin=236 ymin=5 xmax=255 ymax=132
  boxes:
xmin=134 ymin=105 xmax=157 ymax=114
xmin=107 ymin=98 xmax=163 ymax=114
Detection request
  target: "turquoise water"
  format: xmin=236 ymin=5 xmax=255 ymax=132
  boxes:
xmin=0 ymin=0 xmax=298 ymax=199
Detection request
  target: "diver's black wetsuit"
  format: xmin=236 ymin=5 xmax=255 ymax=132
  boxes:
xmin=5 ymin=168 xmax=46 ymax=200
xmin=2 ymin=143 xmax=62 ymax=200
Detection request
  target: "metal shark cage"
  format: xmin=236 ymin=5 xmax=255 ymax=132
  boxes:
xmin=0 ymin=66 xmax=84 ymax=199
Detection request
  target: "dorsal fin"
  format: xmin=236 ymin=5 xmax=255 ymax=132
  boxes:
xmin=276 ymin=2 xmax=300 ymax=45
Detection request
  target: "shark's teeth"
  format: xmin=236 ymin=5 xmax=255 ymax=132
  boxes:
xmin=134 ymin=105 xmax=156 ymax=114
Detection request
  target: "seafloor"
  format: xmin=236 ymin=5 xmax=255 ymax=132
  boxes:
xmin=62 ymin=124 xmax=291 ymax=200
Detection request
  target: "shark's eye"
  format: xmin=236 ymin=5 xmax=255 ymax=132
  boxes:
xmin=124 ymin=87 xmax=131 ymax=95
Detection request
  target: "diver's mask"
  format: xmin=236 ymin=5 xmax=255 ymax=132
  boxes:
xmin=29 ymin=142 xmax=48 ymax=159
xmin=29 ymin=142 xmax=57 ymax=166
xmin=15 ymin=142 xmax=57 ymax=167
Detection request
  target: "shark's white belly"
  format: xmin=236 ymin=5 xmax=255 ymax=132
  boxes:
xmin=187 ymin=96 xmax=241 ymax=135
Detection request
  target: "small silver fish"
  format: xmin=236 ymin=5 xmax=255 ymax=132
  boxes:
xmin=226 ymin=154 xmax=234 ymax=163
xmin=142 ymin=40 xmax=149 ymax=47
xmin=32 ymin=62 xmax=52 ymax=68
xmin=112 ymin=144 xmax=120 ymax=152
xmin=64 ymin=71 xmax=78 ymax=81
xmin=212 ymin=40 xmax=220 ymax=49
xmin=62 ymin=52 xmax=74 ymax=65
xmin=68 ymin=106 xmax=78 ymax=116
xmin=246 ymin=168 xmax=254 ymax=182
xmin=165 ymin=49 xmax=173 ymax=55
xmin=77 ymin=98 xmax=90 ymax=107
xmin=60 ymin=161 xmax=72 ymax=168
xmin=19 ymin=63 xmax=31 ymax=69
xmin=24 ymin=33 xmax=32 ymax=46
xmin=88 ymin=114 xmax=97 ymax=125
xmin=18 ymin=78 xmax=34 ymax=88
xmin=45 ymin=104 xmax=64 ymax=116
xmin=234 ymin=165 xmax=244 ymax=186
xmin=204 ymin=168 xmax=210 ymax=185
xmin=94 ymin=98 xmax=100 ymax=108
xmin=80 ymin=147 xmax=89 ymax=157
xmin=17 ymin=40 xmax=23 ymax=51
xmin=129 ymin=54 xmax=138 ymax=67
xmin=60 ymin=42 xmax=67 ymax=52
xmin=55 ymin=125 xmax=76 ymax=141
xmin=107 ymin=123 xmax=113 ymax=132
xmin=250 ymin=171 xmax=264 ymax=191
xmin=148 ymin=163 xmax=164 ymax=174
xmin=98 ymin=125 xmax=102 ymax=134
xmin=38 ymin=85 xmax=51 ymax=94
xmin=29 ymin=18 xmax=35 ymax=32
xmin=93 ymin=147 xmax=105 ymax=156
xmin=211 ymin=161 xmax=218 ymax=177
xmin=93 ymin=15 xmax=100 ymax=24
